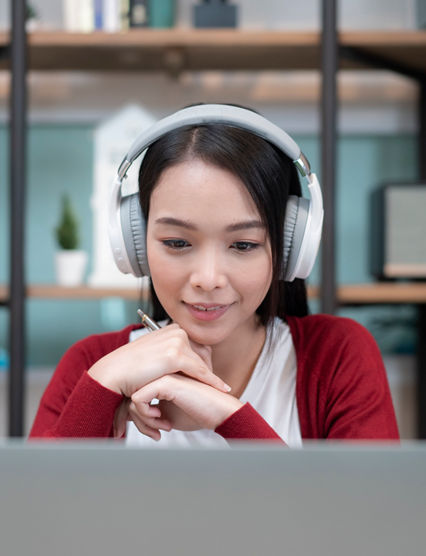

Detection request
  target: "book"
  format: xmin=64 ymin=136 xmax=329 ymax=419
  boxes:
xmin=94 ymin=0 xmax=104 ymax=29
xmin=103 ymin=0 xmax=121 ymax=32
xmin=129 ymin=0 xmax=148 ymax=28
xmin=120 ymin=0 xmax=130 ymax=30
xmin=63 ymin=0 xmax=94 ymax=32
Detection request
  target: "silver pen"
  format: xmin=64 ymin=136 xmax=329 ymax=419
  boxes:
xmin=137 ymin=308 xmax=161 ymax=331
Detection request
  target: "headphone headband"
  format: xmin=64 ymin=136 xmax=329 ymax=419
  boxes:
xmin=117 ymin=104 xmax=311 ymax=181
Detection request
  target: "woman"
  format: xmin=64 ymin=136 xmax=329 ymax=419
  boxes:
xmin=30 ymin=105 xmax=399 ymax=444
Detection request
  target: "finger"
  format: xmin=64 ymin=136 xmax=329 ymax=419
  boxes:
xmin=131 ymin=414 xmax=162 ymax=441
xmin=128 ymin=401 xmax=172 ymax=431
xmin=132 ymin=414 xmax=172 ymax=432
xmin=154 ymin=327 xmax=228 ymax=392
xmin=134 ymin=325 xmax=229 ymax=392
xmin=113 ymin=398 xmax=130 ymax=438
xmin=138 ymin=425 xmax=162 ymax=441
xmin=141 ymin=404 xmax=162 ymax=419
xmin=174 ymin=353 xmax=231 ymax=393
xmin=145 ymin=417 xmax=172 ymax=431
xmin=129 ymin=400 xmax=162 ymax=420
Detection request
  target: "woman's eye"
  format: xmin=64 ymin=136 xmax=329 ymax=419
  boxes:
xmin=231 ymin=241 xmax=259 ymax=252
xmin=162 ymin=239 xmax=190 ymax=250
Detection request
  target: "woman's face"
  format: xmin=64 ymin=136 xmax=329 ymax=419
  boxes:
xmin=146 ymin=159 xmax=273 ymax=346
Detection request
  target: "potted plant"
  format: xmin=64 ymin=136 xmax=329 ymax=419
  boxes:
xmin=54 ymin=195 xmax=88 ymax=286
xmin=26 ymin=3 xmax=39 ymax=31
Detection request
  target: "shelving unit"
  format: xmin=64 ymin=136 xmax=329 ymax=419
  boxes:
xmin=2 ymin=283 xmax=426 ymax=304
xmin=2 ymin=29 xmax=426 ymax=73
xmin=3 ymin=0 xmax=426 ymax=436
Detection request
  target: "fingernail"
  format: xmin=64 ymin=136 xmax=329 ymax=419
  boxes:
xmin=224 ymin=383 xmax=232 ymax=392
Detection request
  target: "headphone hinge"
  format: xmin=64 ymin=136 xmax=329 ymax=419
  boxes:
xmin=118 ymin=159 xmax=132 ymax=180
xmin=294 ymin=153 xmax=311 ymax=178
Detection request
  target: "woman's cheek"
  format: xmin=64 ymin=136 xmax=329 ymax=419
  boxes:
xmin=149 ymin=247 xmax=177 ymax=281
xmin=246 ymin=263 xmax=272 ymax=291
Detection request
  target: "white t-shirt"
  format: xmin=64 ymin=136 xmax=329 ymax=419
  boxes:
xmin=126 ymin=317 xmax=302 ymax=447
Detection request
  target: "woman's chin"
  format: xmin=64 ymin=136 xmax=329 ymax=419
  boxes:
xmin=168 ymin=308 xmax=239 ymax=346
xmin=180 ymin=323 xmax=230 ymax=347
xmin=187 ymin=331 xmax=226 ymax=347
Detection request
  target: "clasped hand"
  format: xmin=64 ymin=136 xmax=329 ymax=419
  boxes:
xmin=88 ymin=324 xmax=243 ymax=440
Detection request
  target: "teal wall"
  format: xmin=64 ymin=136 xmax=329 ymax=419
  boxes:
xmin=0 ymin=125 xmax=419 ymax=368
xmin=0 ymin=124 xmax=139 ymax=369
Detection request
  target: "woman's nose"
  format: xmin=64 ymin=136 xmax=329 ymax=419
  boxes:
xmin=189 ymin=249 xmax=228 ymax=291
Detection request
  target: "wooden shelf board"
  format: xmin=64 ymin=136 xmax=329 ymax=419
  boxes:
xmin=336 ymin=283 xmax=426 ymax=304
xmin=0 ymin=284 xmax=149 ymax=301
xmin=2 ymin=283 xmax=426 ymax=304
xmin=1 ymin=30 xmax=426 ymax=73
xmin=0 ymin=29 xmax=320 ymax=72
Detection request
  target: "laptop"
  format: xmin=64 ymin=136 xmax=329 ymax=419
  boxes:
xmin=0 ymin=441 xmax=425 ymax=556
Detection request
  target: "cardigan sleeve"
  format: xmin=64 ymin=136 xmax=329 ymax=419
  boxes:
xmin=215 ymin=403 xmax=285 ymax=443
xmin=29 ymin=329 xmax=131 ymax=439
xmin=290 ymin=315 xmax=400 ymax=441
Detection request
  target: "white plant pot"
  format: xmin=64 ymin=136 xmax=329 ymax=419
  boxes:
xmin=55 ymin=250 xmax=88 ymax=287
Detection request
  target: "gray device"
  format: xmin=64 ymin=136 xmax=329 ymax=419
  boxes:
xmin=1 ymin=442 xmax=426 ymax=556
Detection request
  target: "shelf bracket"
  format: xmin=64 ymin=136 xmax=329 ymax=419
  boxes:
xmin=0 ymin=43 xmax=10 ymax=61
xmin=339 ymin=45 xmax=426 ymax=83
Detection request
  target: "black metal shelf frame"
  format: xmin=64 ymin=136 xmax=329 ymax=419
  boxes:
xmin=320 ymin=0 xmax=337 ymax=315
xmin=5 ymin=0 xmax=425 ymax=436
xmin=8 ymin=0 xmax=27 ymax=437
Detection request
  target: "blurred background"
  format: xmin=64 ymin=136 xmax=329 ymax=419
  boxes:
xmin=1 ymin=0 xmax=425 ymax=437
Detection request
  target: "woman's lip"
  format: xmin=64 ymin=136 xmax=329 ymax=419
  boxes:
xmin=183 ymin=302 xmax=230 ymax=310
xmin=183 ymin=302 xmax=232 ymax=321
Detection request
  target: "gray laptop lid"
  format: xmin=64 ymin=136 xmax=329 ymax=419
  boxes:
xmin=1 ymin=442 xmax=425 ymax=556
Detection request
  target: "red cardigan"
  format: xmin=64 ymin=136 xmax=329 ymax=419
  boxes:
xmin=29 ymin=314 xmax=399 ymax=442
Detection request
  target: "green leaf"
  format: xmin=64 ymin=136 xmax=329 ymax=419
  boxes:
xmin=55 ymin=194 xmax=80 ymax=250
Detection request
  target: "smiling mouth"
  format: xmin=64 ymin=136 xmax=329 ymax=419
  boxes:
xmin=182 ymin=301 xmax=232 ymax=322
xmin=185 ymin=303 xmax=228 ymax=311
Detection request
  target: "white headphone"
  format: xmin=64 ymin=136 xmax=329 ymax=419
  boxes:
xmin=109 ymin=104 xmax=323 ymax=282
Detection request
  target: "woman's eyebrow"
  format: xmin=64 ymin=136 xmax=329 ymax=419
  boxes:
xmin=154 ymin=217 xmax=265 ymax=232
xmin=225 ymin=220 xmax=265 ymax=232
xmin=154 ymin=217 xmax=197 ymax=230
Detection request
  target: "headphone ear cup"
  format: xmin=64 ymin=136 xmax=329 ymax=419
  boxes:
xmin=120 ymin=193 xmax=150 ymax=277
xmin=282 ymin=195 xmax=310 ymax=281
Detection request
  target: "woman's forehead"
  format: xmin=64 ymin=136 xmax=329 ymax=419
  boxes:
xmin=150 ymin=159 xmax=261 ymax=219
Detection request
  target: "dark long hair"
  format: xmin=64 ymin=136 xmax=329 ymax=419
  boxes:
xmin=138 ymin=122 xmax=309 ymax=324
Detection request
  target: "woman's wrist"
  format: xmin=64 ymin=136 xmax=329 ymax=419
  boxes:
xmin=88 ymin=361 xmax=122 ymax=395
xmin=213 ymin=395 xmax=244 ymax=429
